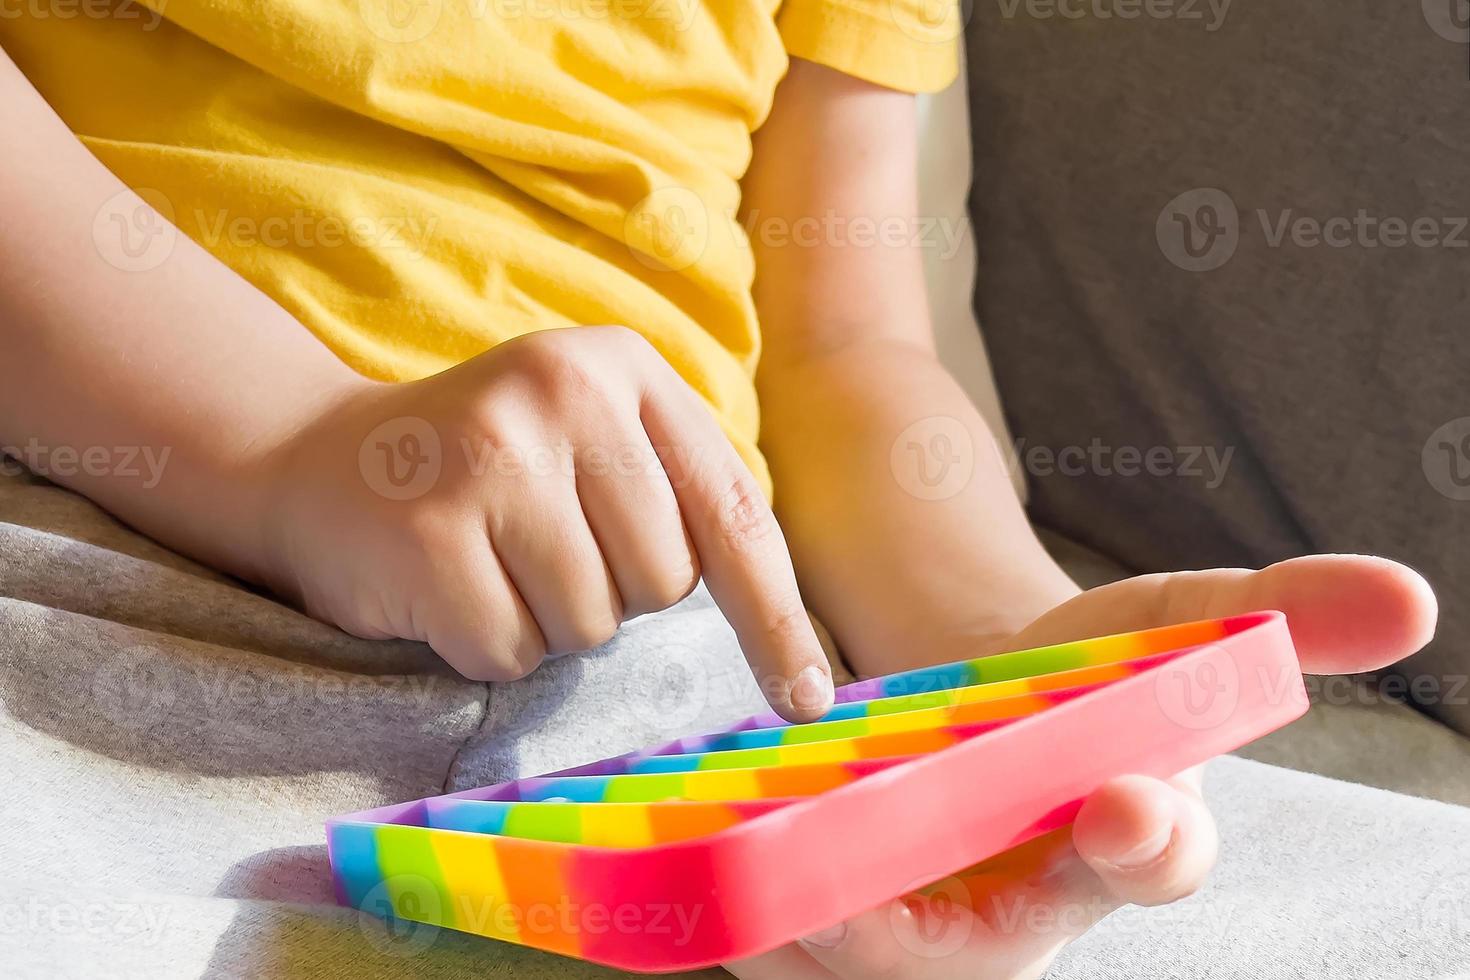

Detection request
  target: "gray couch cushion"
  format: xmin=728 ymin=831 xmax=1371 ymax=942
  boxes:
xmin=964 ymin=0 xmax=1470 ymax=734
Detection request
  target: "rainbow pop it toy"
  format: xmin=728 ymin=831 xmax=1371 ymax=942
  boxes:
xmin=327 ymin=612 xmax=1306 ymax=972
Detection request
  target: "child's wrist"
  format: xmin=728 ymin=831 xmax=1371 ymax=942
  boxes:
xmin=836 ymin=558 xmax=1080 ymax=676
xmin=209 ymin=371 xmax=385 ymax=590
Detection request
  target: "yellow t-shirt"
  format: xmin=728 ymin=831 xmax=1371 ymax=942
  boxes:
xmin=1 ymin=0 xmax=957 ymax=492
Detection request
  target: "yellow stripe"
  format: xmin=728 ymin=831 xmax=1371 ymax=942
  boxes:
xmin=428 ymin=832 xmax=520 ymax=944
xmin=579 ymin=803 xmax=657 ymax=847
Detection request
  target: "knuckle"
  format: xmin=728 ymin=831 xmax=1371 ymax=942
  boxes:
xmin=711 ymin=475 xmax=773 ymax=546
xmin=399 ymin=504 xmax=452 ymax=551
xmin=466 ymin=632 xmax=547 ymax=682
xmin=593 ymin=324 xmax=652 ymax=354
xmin=558 ymin=615 xmax=620 ymax=655
xmin=658 ymin=554 xmax=701 ymax=608
xmin=1139 ymin=872 xmax=1207 ymax=908
xmin=505 ymin=330 xmax=586 ymax=384
xmin=625 ymin=556 xmax=699 ymax=617
xmin=761 ymin=601 xmax=811 ymax=649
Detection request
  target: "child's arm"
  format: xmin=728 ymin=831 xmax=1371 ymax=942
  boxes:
xmin=0 ymin=46 xmax=833 ymax=719
xmin=734 ymin=58 xmax=1437 ymax=978
xmin=745 ymin=58 xmax=1080 ymax=678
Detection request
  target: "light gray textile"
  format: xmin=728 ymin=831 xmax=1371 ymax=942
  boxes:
xmin=1051 ymin=757 xmax=1470 ymax=980
xmin=1 ymin=467 xmax=1468 ymax=978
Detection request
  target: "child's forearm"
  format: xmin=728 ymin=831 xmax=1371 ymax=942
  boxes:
xmin=746 ymin=59 xmax=1076 ymax=675
xmin=758 ymin=343 xmax=1078 ymax=675
xmin=0 ymin=46 xmax=367 ymax=581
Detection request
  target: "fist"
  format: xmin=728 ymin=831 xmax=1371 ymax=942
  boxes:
xmin=257 ymin=326 xmax=834 ymax=720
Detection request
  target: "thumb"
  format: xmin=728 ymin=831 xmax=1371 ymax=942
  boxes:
xmin=998 ymin=554 xmax=1436 ymax=675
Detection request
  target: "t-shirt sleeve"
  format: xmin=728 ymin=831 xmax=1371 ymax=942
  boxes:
xmin=776 ymin=0 xmax=960 ymax=93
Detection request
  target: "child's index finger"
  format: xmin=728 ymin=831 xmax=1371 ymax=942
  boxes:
xmin=688 ymin=480 xmax=835 ymax=723
xmin=639 ymin=389 xmax=833 ymax=723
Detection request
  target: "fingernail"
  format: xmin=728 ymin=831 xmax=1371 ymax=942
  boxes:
xmin=1101 ymin=822 xmax=1174 ymax=870
xmin=798 ymin=922 xmax=847 ymax=949
xmin=788 ymin=665 xmax=833 ymax=714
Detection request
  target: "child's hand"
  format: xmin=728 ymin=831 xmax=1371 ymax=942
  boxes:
xmin=254 ymin=325 xmax=834 ymax=720
xmin=727 ymin=555 xmax=1436 ymax=979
